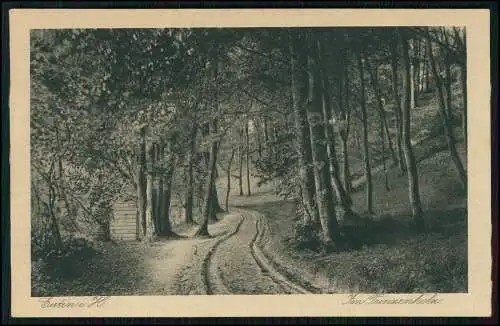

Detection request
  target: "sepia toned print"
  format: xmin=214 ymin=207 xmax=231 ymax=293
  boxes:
xmin=29 ymin=26 xmax=468 ymax=296
xmin=10 ymin=9 xmax=491 ymax=317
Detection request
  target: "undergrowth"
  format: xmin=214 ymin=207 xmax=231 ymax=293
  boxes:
xmin=282 ymin=206 xmax=467 ymax=293
xmin=324 ymin=231 xmax=467 ymax=293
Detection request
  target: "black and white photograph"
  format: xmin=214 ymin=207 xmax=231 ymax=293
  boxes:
xmin=29 ymin=25 xmax=469 ymax=296
xmin=8 ymin=8 xmax=492 ymax=318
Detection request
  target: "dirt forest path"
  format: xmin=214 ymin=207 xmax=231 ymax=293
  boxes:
xmin=144 ymin=152 xmax=400 ymax=295
xmin=34 ymin=142 xmax=464 ymax=296
xmin=139 ymin=138 xmax=456 ymax=295
xmin=152 ymin=206 xmax=310 ymax=295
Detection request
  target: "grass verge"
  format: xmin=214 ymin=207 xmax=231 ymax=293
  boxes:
xmin=245 ymin=146 xmax=468 ymax=293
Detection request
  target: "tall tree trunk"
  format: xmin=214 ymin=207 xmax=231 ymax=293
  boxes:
xmin=264 ymin=118 xmax=269 ymax=142
xmin=460 ymin=62 xmax=467 ymax=149
xmin=306 ymin=38 xmax=339 ymax=243
xmin=357 ymin=52 xmax=374 ymax=215
xmin=442 ymin=28 xmax=454 ymax=119
xmin=212 ymin=164 xmax=224 ymax=215
xmin=155 ymin=144 xmax=164 ymax=233
xmin=341 ymin=63 xmax=352 ymax=195
xmin=196 ymin=47 xmax=221 ymax=236
xmin=317 ymin=38 xmax=346 ymax=237
xmin=423 ymin=42 xmax=430 ymax=93
xmin=47 ymin=178 xmax=63 ymax=248
xmin=210 ymin=183 xmax=224 ymax=215
xmin=238 ymin=128 xmax=244 ymax=196
xmin=355 ymin=129 xmax=361 ymax=152
xmin=368 ymin=80 xmax=400 ymax=168
xmin=399 ymin=30 xmax=425 ymax=231
xmin=444 ymin=61 xmax=454 ymax=121
xmin=54 ymin=128 xmax=79 ymax=232
xmin=145 ymin=140 xmax=156 ymax=241
xmin=383 ymin=113 xmax=398 ymax=166
xmin=195 ymin=119 xmax=219 ymax=238
xmin=184 ymin=123 xmax=198 ymax=224
xmin=201 ymin=125 xmax=223 ymax=221
xmin=390 ymin=45 xmax=407 ymax=175
xmin=378 ymin=108 xmax=390 ymax=192
xmin=245 ymin=120 xmax=252 ymax=196
xmin=409 ymin=39 xmax=418 ymax=109
xmin=410 ymin=60 xmax=417 ymax=110
xmin=414 ymin=38 xmax=421 ymax=100
xmin=340 ymin=134 xmax=351 ymax=194
xmin=367 ymin=60 xmax=391 ymax=190
xmin=208 ymin=187 xmax=217 ymax=222
xmin=136 ymin=125 xmax=147 ymax=240
xmin=256 ymin=120 xmax=263 ymax=158
xmin=444 ymin=62 xmax=454 ymax=120
xmin=456 ymin=28 xmax=467 ymax=150
xmin=290 ymin=31 xmax=319 ymax=225
xmin=271 ymin=123 xmax=279 ymax=163
xmin=161 ymin=153 xmax=176 ymax=236
xmin=156 ymin=180 xmax=164 ymax=233
xmin=226 ymin=148 xmax=236 ymax=211
xmin=57 ymin=156 xmax=78 ymax=231
xmin=420 ymin=40 xmax=427 ymax=93
xmin=320 ymin=42 xmax=353 ymax=216
xmin=426 ymin=29 xmax=467 ymax=190
xmin=443 ymin=27 xmax=467 ymax=150
xmin=380 ymin=118 xmax=390 ymax=191
xmin=263 ymin=118 xmax=271 ymax=160
xmin=145 ymin=172 xmax=154 ymax=240
xmin=367 ymin=57 xmax=399 ymax=166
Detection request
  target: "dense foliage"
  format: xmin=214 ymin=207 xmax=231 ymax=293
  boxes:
xmin=31 ymin=27 xmax=467 ymax=259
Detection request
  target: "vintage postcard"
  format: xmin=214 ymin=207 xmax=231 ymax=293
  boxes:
xmin=9 ymin=8 xmax=491 ymax=317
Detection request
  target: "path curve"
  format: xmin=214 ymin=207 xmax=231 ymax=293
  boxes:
xmin=203 ymin=215 xmax=245 ymax=294
xmin=203 ymin=208 xmax=313 ymax=295
xmin=247 ymin=210 xmax=313 ymax=294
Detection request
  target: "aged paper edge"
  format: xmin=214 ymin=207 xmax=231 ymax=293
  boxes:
xmin=9 ymin=8 xmax=492 ymax=317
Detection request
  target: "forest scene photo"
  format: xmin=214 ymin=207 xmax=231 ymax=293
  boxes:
xmin=30 ymin=26 xmax=468 ymax=296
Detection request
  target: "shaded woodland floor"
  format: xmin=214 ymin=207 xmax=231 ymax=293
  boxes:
xmin=32 ymin=139 xmax=468 ymax=295
xmin=32 ymin=138 xmax=467 ymax=296
xmin=239 ymin=143 xmax=467 ymax=293
xmin=30 ymin=26 xmax=472 ymax=297
xmin=32 ymin=214 xmax=234 ymax=296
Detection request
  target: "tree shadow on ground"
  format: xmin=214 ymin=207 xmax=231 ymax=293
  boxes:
xmin=153 ymin=232 xmax=189 ymax=241
xmin=242 ymin=199 xmax=467 ymax=253
xmin=230 ymin=199 xmax=468 ymax=292
xmin=336 ymin=206 xmax=467 ymax=252
xmin=32 ymin=240 xmax=155 ymax=296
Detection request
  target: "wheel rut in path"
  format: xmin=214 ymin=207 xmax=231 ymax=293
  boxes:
xmin=208 ymin=210 xmax=288 ymax=294
xmin=203 ymin=208 xmax=313 ymax=294
xmin=201 ymin=215 xmax=245 ymax=294
xmin=198 ymin=207 xmax=319 ymax=295
xmin=248 ymin=217 xmax=293 ymax=294
xmin=249 ymin=214 xmax=312 ymax=294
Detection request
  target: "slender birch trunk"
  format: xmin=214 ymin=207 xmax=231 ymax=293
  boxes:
xmin=289 ymin=31 xmax=319 ymax=225
xmin=136 ymin=125 xmax=147 ymax=240
xmin=390 ymin=45 xmax=407 ymax=175
xmin=184 ymin=123 xmax=198 ymax=224
xmin=307 ymin=36 xmax=339 ymax=243
xmin=226 ymin=148 xmax=236 ymax=211
xmin=399 ymin=30 xmax=425 ymax=231
xmin=357 ymin=51 xmax=374 ymax=215
xmin=426 ymin=29 xmax=467 ymax=190
xmin=245 ymin=120 xmax=252 ymax=197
